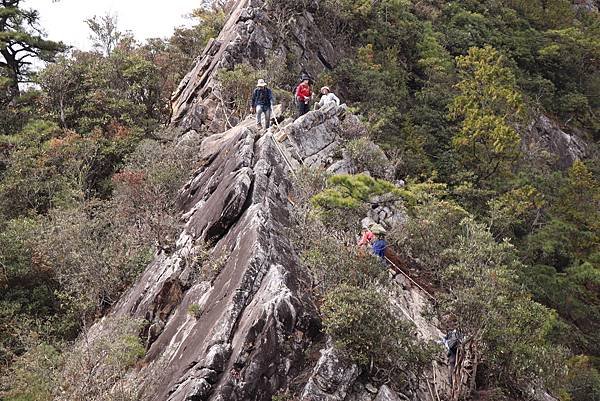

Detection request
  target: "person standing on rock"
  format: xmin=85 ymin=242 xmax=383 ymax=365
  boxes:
xmin=251 ymin=79 xmax=274 ymax=129
xmin=317 ymin=86 xmax=340 ymax=109
xmin=295 ymin=76 xmax=313 ymax=118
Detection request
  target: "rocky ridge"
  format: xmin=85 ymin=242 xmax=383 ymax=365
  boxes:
xmin=89 ymin=100 xmax=448 ymax=401
xmin=170 ymin=0 xmax=340 ymax=134
xmin=86 ymin=1 xmax=449 ymax=399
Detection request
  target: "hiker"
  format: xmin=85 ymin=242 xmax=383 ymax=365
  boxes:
xmin=357 ymin=218 xmax=376 ymax=247
xmin=370 ymin=224 xmax=388 ymax=261
xmin=357 ymin=226 xmax=374 ymax=247
xmin=317 ymin=86 xmax=340 ymax=109
xmin=251 ymin=79 xmax=274 ymax=129
xmin=441 ymin=329 xmax=462 ymax=385
xmin=295 ymin=76 xmax=313 ymax=118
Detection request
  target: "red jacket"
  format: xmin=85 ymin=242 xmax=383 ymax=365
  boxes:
xmin=295 ymin=83 xmax=312 ymax=102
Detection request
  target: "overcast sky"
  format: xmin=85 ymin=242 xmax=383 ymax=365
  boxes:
xmin=26 ymin=0 xmax=201 ymax=50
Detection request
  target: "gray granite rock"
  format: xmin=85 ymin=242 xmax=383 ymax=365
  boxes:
xmin=170 ymin=0 xmax=342 ymax=134
xmin=524 ymin=115 xmax=587 ymax=170
xmin=374 ymin=385 xmax=403 ymax=401
xmin=301 ymin=346 xmax=360 ymax=401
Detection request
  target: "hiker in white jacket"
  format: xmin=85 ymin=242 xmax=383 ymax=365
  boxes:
xmin=317 ymin=86 xmax=340 ymax=109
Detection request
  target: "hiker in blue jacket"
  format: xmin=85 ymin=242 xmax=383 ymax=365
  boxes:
xmin=370 ymin=224 xmax=388 ymax=262
xmin=251 ymin=79 xmax=274 ymax=129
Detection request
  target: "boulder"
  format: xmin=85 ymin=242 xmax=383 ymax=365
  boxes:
xmin=374 ymin=385 xmax=403 ymax=401
xmin=301 ymin=346 xmax=360 ymax=401
xmin=523 ymin=115 xmax=587 ymax=170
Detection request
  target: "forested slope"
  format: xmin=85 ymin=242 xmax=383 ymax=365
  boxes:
xmin=0 ymin=0 xmax=599 ymax=400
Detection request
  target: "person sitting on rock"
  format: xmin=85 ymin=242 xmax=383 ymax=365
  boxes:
xmin=316 ymin=86 xmax=340 ymax=109
xmin=295 ymin=76 xmax=313 ymax=118
xmin=251 ymin=79 xmax=274 ymax=129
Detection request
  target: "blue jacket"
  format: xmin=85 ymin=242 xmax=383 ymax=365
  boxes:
xmin=252 ymin=87 xmax=274 ymax=108
xmin=371 ymin=239 xmax=387 ymax=259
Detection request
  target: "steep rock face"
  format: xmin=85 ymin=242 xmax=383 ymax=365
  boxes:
xmin=88 ymin=2 xmax=449 ymax=398
xmin=87 ymin=108 xmax=344 ymax=401
xmin=523 ymin=115 xmax=587 ymax=170
xmin=301 ymin=345 xmax=360 ymax=401
xmin=170 ymin=0 xmax=341 ymax=134
xmin=89 ymin=102 xmax=449 ymax=400
xmin=115 ymin=122 xmax=319 ymax=401
xmin=572 ymin=0 xmax=599 ymax=12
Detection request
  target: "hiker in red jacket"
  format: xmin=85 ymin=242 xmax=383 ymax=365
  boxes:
xmin=295 ymin=77 xmax=312 ymax=118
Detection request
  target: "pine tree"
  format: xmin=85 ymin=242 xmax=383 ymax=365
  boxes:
xmin=450 ymin=45 xmax=524 ymax=184
xmin=0 ymin=0 xmax=65 ymax=101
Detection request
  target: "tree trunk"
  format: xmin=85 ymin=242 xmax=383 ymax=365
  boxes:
xmin=450 ymin=341 xmax=479 ymax=401
xmin=59 ymin=95 xmax=67 ymax=128
xmin=0 ymin=48 xmax=21 ymax=100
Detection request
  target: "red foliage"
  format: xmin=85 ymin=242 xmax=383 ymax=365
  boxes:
xmin=106 ymin=121 xmax=132 ymax=139
xmin=112 ymin=170 xmax=146 ymax=188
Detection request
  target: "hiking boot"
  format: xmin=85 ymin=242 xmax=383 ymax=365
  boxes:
xmin=256 ymin=122 xmax=262 ymax=129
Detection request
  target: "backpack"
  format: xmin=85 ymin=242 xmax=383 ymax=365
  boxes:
xmin=257 ymin=88 xmax=270 ymax=105
xmin=446 ymin=330 xmax=461 ymax=352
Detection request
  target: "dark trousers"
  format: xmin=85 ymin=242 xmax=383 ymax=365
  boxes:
xmin=448 ymin=351 xmax=457 ymax=386
xmin=297 ymin=102 xmax=309 ymax=118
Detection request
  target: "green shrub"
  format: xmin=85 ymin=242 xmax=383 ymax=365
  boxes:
xmin=35 ymin=201 xmax=153 ymax=321
xmin=3 ymin=342 xmax=60 ymax=401
xmin=388 ymin=198 xmax=469 ymax=276
xmin=311 ymin=174 xmax=401 ymax=210
xmin=291 ymin=166 xmax=330 ymax=207
xmin=345 ymin=137 xmax=391 ymax=179
xmin=112 ymin=138 xmax=193 ymax=250
xmin=449 ymin=45 xmax=524 ymax=184
xmin=58 ymin=318 xmax=145 ymax=401
xmin=566 ymin=356 xmax=600 ymax=401
xmin=322 ymin=285 xmax=432 ymax=382
xmin=488 ymin=185 xmax=544 ymax=240
xmin=338 ymin=114 xmax=369 ymax=141
xmin=217 ymin=63 xmax=266 ymax=119
xmin=187 ymin=304 xmax=202 ymax=319
xmin=301 ymin=236 xmax=387 ymax=296
xmin=438 ymin=218 xmax=568 ymax=393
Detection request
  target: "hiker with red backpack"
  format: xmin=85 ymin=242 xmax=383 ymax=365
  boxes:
xmin=295 ymin=75 xmax=313 ymax=118
xmin=251 ymin=79 xmax=275 ymax=129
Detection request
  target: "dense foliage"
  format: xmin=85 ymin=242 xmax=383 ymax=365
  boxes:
xmin=0 ymin=3 xmax=222 ymax=398
xmin=310 ymin=0 xmax=600 ymax=398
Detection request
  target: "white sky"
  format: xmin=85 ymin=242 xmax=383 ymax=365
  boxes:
xmin=25 ymin=0 xmax=202 ymax=50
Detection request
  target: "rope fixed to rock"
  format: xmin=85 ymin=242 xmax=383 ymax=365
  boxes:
xmin=268 ymin=114 xmax=304 ymax=180
xmin=269 ymin=110 xmax=435 ymax=303
xmin=385 ymin=256 xmax=435 ymax=301
xmin=269 ymin=133 xmax=297 ymax=179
